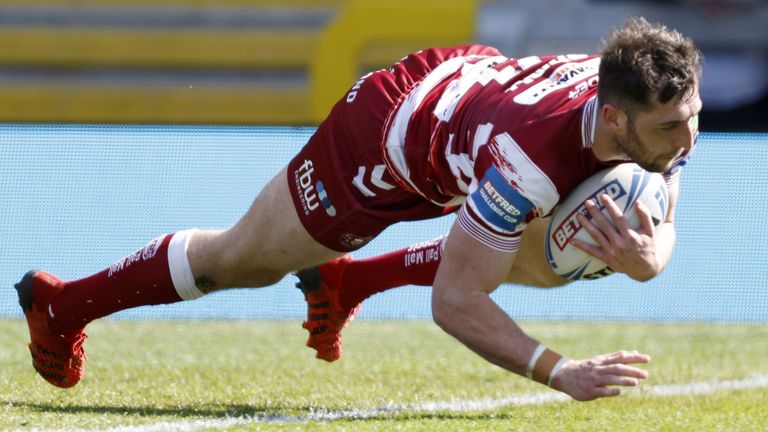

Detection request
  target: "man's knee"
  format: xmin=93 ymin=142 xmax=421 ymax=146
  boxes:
xmin=186 ymin=228 xmax=292 ymax=291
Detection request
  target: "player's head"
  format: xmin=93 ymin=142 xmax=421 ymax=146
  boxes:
xmin=597 ymin=17 xmax=702 ymax=172
xmin=598 ymin=16 xmax=701 ymax=115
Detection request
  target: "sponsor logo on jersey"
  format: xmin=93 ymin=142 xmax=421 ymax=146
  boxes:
xmin=514 ymin=57 xmax=600 ymax=105
xmin=551 ymin=179 xmax=627 ymax=251
xmin=294 ymin=160 xmax=336 ymax=217
xmin=472 ymin=166 xmax=534 ymax=232
xmin=315 ymin=180 xmax=336 ymax=216
xmin=346 ymin=72 xmax=373 ymax=104
xmin=568 ymin=76 xmax=599 ymax=99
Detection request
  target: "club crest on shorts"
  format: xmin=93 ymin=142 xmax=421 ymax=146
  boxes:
xmin=339 ymin=233 xmax=372 ymax=250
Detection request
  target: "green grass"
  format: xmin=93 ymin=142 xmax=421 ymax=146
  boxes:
xmin=1 ymin=319 xmax=767 ymax=431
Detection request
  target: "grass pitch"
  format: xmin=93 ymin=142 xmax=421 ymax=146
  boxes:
xmin=1 ymin=319 xmax=767 ymax=431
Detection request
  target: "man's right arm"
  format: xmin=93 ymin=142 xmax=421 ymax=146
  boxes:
xmin=432 ymin=220 xmax=652 ymax=401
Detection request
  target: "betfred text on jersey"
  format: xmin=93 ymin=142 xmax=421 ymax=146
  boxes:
xmin=472 ymin=166 xmax=535 ymax=232
xmin=294 ymin=160 xmax=336 ymax=217
xmin=551 ymin=180 xmax=627 ymax=251
xmin=481 ymin=181 xmax=521 ymax=221
xmin=514 ymin=57 xmax=600 ymax=105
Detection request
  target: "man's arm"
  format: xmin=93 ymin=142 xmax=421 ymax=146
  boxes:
xmin=571 ymin=179 xmax=680 ymax=281
xmin=432 ymin=221 xmax=651 ymax=401
xmin=653 ymin=179 xmax=680 ymax=270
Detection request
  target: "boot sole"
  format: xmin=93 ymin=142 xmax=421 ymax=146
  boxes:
xmin=14 ymin=270 xmax=39 ymax=312
xmin=294 ymin=267 xmax=322 ymax=294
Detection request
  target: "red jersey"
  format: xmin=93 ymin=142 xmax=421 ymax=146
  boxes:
xmin=379 ymin=47 xmax=689 ymax=251
xmin=288 ymin=45 xmax=693 ymax=253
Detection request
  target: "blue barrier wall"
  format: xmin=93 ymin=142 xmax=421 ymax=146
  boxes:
xmin=1 ymin=125 xmax=766 ymax=321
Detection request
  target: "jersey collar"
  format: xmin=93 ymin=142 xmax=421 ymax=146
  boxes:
xmin=580 ymin=95 xmax=598 ymax=149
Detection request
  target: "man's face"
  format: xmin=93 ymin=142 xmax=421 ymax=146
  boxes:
xmin=616 ymin=89 xmax=702 ymax=173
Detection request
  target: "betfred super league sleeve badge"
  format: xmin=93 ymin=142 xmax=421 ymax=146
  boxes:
xmin=469 ymin=166 xmax=535 ymax=232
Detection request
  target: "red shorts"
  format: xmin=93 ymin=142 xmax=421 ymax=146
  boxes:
xmin=287 ymin=47 xmax=497 ymax=251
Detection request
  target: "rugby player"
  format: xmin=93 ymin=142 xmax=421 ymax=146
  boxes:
xmin=17 ymin=17 xmax=701 ymax=401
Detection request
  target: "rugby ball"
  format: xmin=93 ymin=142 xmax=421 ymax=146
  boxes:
xmin=545 ymin=163 xmax=668 ymax=280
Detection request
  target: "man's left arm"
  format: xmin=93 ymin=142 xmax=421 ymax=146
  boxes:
xmin=651 ymin=179 xmax=679 ymax=271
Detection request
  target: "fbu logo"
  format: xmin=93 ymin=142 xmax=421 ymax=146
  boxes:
xmin=296 ymin=160 xmax=336 ymax=217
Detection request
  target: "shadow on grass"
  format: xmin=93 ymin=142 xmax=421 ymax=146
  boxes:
xmin=11 ymin=401 xmax=523 ymax=422
xmin=13 ymin=402 xmax=289 ymax=418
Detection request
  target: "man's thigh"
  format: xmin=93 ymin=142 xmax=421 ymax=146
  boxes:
xmin=220 ymin=165 xmax=344 ymax=273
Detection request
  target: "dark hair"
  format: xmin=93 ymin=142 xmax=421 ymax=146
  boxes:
xmin=598 ymin=17 xmax=702 ymax=116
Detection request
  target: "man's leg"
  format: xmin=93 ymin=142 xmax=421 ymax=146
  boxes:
xmin=294 ymin=237 xmax=445 ymax=362
xmin=312 ymin=236 xmax=447 ymax=311
xmin=185 ymin=166 xmax=342 ymax=291
xmin=328 ymin=217 xmax=569 ymax=310
xmin=17 ymin=166 xmax=341 ymax=388
xmin=297 ymin=217 xmax=570 ymax=362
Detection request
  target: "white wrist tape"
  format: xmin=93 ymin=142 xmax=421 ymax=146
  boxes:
xmin=526 ymin=344 xmax=547 ymax=380
xmin=526 ymin=343 xmax=567 ymax=386
xmin=547 ymin=356 xmax=571 ymax=387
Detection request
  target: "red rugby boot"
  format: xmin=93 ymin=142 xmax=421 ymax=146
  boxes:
xmin=15 ymin=271 xmax=87 ymax=388
xmin=295 ymin=255 xmax=361 ymax=362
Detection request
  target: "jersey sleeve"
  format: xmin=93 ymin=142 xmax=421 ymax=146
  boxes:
xmin=458 ymin=131 xmax=560 ymax=252
xmin=458 ymin=166 xmax=535 ymax=251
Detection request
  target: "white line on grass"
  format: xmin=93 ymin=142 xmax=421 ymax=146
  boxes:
xmin=643 ymin=373 xmax=768 ymax=396
xmin=15 ymin=374 xmax=768 ymax=432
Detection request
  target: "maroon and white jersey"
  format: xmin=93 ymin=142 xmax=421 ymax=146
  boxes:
xmin=380 ymin=46 xmax=690 ymax=252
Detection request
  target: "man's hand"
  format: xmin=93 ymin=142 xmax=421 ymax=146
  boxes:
xmin=549 ymin=350 xmax=651 ymax=401
xmin=571 ymin=194 xmax=661 ymax=281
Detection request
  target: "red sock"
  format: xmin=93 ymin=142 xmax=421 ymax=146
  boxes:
xmin=49 ymin=232 xmax=198 ymax=331
xmin=339 ymin=236 xmax=445 ymax=308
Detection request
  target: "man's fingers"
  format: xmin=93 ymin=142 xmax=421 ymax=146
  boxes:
xmin=574 ymin=213 xmax=609 ymax=252
xmin=561 ymin=351 xmax=652 ymax=401
xmin=584 ymin=199 xmax=620 ymax=241
xmin=592 ymin=386 xmax=621 ymax=398
xmin=599 ymin=194 xmax=631 ymax=233
xmin=596 ymin=374 xmax=640 ymax=387
xmin=601 ymin=350 xmax=652 ymax=365
xmin=599 ymin=363 xmax=649 ymax=380
xmin=635 ymin=200 xmax=656 ymax=235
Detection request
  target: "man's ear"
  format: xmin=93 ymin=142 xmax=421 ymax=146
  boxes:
xmin=601 ymin=103 xmax=627 ymax=132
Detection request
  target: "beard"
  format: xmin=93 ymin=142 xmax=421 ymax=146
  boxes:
xmin=615 ymin=120 xmax=675 ymax=173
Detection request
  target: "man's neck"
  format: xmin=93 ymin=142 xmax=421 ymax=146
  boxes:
xmin=591 ymin=114 xmax=628 ymax=163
